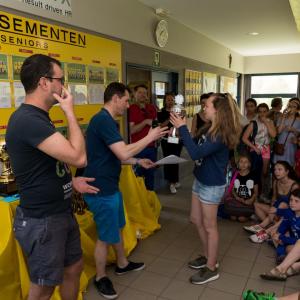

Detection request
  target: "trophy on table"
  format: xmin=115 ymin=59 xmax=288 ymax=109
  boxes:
xmin=0 ymin=140 xmax=17 ymax=194
xmin=168 ymin=94 xmax=185 ymax=144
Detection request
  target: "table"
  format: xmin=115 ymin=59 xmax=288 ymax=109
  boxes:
xmin=0 ymin=166 xmax=161 ymax=300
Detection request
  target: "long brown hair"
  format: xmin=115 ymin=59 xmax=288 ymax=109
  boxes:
xmin=208 ymin=93 xmax=242 ymax=149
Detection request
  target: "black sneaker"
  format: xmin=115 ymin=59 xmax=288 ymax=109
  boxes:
xmin=190 ymin=266 xmax=220 ymax=285
xmin=94 ymin=276 xmax=118 ymax=299
xmin=115 ymin=261 xmax=145 ymax=275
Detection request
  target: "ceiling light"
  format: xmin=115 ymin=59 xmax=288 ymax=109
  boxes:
xmin=289 ymin=0 xmax=300 ymax=32
xmin=247 ymin=32 xmax=260 ymax=36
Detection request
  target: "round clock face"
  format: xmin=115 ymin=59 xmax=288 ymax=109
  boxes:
xmin=155 ymin=20 xmax=168 ymax=48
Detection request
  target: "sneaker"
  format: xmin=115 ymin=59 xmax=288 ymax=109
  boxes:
xmin=243 ymin=289 xmax=275 ymax=300
xmin=170 ymin=184 xmax=177 ymax=194
xmin=249 ymin=230 xmax=269 ymax=243
xmin=188 ymin=255 xmax=219 ymax=269
xmin=243 ymin=224 xmax=264 ymax=234
xmin=94 ymin=276 xmax=118 ymax=300
xmin=174 ymin=182 xmax=181 ymax=188
xmin=115 ymin=261 xmax=145 ymax=275
xmin=190 ymin=266 xmax=219 ymax=284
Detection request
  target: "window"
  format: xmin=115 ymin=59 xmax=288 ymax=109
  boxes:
xmin=250 ymin=74 xmax=298 ymax=109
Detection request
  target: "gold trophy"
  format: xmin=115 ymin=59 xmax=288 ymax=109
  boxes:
xmin=0 ymin=140 xmax=17 ymax=194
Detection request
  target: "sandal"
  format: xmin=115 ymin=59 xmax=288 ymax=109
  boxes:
xmin=286 ymin=266 xmax=300 ymax=277
xmin=260 ymin=267 xmax=287 ymax=281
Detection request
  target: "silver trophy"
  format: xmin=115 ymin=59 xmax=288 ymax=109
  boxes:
xmin=168 ymin=94 xmax=185 ymax=144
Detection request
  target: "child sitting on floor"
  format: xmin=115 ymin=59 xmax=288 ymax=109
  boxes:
xmin=224 ymin=154 xmax=258 ymax=222
xmin=271 ymin=188 xmax=300 ymax=264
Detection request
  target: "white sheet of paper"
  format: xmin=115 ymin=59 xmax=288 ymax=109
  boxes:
xmin=155 ymin=155 xmax=188 ymax=165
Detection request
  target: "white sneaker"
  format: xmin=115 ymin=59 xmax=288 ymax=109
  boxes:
xmin=170 ymin=184 xmax=177 ymax=194
xmin=175 ymin=182 xmax=181 ymax=188
xmin=249 ymin=230 xmax=269 ymax=243
xmin=243 ymin=224 xmax=263 ymax=234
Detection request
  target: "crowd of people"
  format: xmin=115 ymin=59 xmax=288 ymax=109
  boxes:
xmin=5 ymin=53 xmax=300 ymax=300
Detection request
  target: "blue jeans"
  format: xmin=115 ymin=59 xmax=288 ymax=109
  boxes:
xmin=134 ymin=147 xmax=157 ymax=190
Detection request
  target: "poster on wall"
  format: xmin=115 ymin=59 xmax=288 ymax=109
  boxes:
xmin=88 ymin=84 xmax=105 ymax=104
xmin=203 ymin=72 xmax=217 ymax=93
xmin=13 ymin=82 xmax=26 ymax=107
xmin=0 ymin=82 xmax=12 ymax=108
xmin=12 ymin=56 xmax=26 ymax=81
xmin=0 ymin=55 xmax=9 ymax=80
xmin=220 ymin=76 xmax=238 ymax=99
xmin=69 ymin=84 xmax=88 ymax=105
xmin=67 ymin=64 xmax=86 ymax=83
xmin=88 ymin=66 xmax=104 ymax=84
xmin=106 ymin=68 xmax=119 ymax=85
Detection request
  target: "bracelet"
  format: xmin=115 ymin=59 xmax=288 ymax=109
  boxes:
xmin=135 ymin=158 xmax=140 ymax=165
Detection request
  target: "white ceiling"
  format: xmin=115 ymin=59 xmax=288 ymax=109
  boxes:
xmin=138 ymin=0 xmax=300 ymax=56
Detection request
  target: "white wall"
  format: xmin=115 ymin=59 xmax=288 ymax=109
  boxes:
xmin=0 ymin=0 xmax=244 ymax=73
xmin=245 ymin=53 xmax=300 ymax=74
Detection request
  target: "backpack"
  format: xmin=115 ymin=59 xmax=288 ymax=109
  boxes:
xmin=237 ymin=120 xmax=258 ymax=154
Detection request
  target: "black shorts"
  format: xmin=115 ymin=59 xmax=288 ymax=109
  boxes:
xmin=13 ymin=206 xmax=82 ymax=286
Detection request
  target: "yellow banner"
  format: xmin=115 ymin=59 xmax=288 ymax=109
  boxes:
xmin=0 ymin=10 xmax=123 ymax=135
xmin=0 ymin=11 xmax=121 ymax=67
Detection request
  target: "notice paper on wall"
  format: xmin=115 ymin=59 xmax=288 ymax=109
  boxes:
xmin=13 ymin=82 xmax=25 ymax=107
xmin=0 ymin=82 xmax=12 ymax=108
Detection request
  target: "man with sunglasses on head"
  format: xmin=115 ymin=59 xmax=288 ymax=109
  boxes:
xmin=6 ymin=54 xmax=99 ymax=300
xmin=129 ymin=84 xmax=158 ymax=190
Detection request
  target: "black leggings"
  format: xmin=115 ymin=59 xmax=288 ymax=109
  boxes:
xmin=160 ymin=139 xmax=183 ymax=183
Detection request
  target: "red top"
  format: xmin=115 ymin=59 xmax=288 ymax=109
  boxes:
xmin=129 ymin=103 xmax=157 ymax=146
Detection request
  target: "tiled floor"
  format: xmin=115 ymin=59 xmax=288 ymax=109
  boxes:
xmin=84 ymin=165 xmax=300 ymax=300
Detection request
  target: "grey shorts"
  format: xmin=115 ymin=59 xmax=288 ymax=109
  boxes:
xmin=13 ymin=206 xmax=82 ymax=286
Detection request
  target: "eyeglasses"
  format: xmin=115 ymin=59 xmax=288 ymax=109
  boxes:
xmin=44 ymin=76 xmax=65 ymax=85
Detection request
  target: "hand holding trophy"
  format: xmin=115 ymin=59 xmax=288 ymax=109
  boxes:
xmin=168 ymin=94 xmax=185 ymax=144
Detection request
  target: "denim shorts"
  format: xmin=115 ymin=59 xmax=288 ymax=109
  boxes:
xmin=84 ymin=191 xmax=126 ymax=244
xmin=192 ymin=179 xmax=226 ymax=205
xmin=13 ymin=206 xmax=82 ymax=286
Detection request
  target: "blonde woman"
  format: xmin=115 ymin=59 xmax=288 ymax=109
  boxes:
xmin=170 ymin=93 xmax=242 ymax=284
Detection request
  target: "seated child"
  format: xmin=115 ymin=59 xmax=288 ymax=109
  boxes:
xmin=271 ymin=188 xmax=300 ymax=264
xmin=224 ymin=154 xmax=258 ymax=222
xmin=244 ymin=161 xmax=298 ymax=242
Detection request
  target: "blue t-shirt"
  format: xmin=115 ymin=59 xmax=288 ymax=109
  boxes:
xmin=84 ymin=108 xmax=123 ymax=195
xmin=277 ymin=208 xmax=300 ymax=245
xmin=179 ymin=125 xmax=229 ymax=186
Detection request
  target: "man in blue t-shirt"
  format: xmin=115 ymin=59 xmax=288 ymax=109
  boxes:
xmin=84 ymin=82 xmax=168 ymax=299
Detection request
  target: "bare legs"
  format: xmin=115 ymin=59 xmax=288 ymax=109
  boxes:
xmin=190 ymin=194 xmax=219 ymax=270
xmin=94 ymin=230 xmax=128 ymax=280
xmin=28 ymin=258 xmax=83 ymax=300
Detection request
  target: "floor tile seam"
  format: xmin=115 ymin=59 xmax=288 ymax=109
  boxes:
xmin=120 ymin=286 xmax=159 ymax=298
xmin=223 ymin=253 xmax=259 ymax=263
xmin=206 ymin=285 xmax=245 ymax=297
xmin=197 ymin=285 xmax=207 ymax=300
xmin=239 ymin=243 xmax=264 ymax=296
xmin=128 ymin=279 xmax=170 ymax=298
xmin=145 ymin=263 xmax=185 ymax=280
xmin=149 ymin=256 xmax=187 ymax=268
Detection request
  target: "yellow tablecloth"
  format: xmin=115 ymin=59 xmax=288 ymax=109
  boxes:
xmin=0 ymin=166 xmax=161 ymax=300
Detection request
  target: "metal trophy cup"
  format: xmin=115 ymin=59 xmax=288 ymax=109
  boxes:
xmin=0 ymin=140 xmax=17 ymax=194
xmin=168 ymin=94 xmax=185 ymax=144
